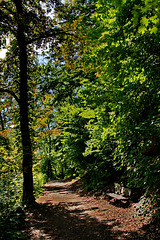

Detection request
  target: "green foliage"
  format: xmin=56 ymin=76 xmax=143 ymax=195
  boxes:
xmin=0 ymin=170 xmax=24 ymax=240
xmin=82 ymin=161 xmax=117 ymax=192
xmin=45 ymin=0 xmax=160 ymax=206
xmin=0 ymin=205 xmax=25 ymax=240
xmin=0 ymin=172 xmax=23 ymax=216
xmin=33 ymin=171 xmax=46 ymax=198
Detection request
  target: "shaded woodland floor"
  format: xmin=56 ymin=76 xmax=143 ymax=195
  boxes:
xmin=22 ymin=179 xmax=160 ymax=240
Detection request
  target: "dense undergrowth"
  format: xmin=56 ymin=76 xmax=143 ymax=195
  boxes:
xmin=0 ymin=171 xmax=44 ymax=240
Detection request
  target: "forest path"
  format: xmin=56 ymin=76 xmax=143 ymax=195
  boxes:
xmin=23 ymin=179 xmax=151 ymax=240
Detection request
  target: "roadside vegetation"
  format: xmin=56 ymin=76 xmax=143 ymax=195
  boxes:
xmin=0 ymin=0 xmax=160 ymax=238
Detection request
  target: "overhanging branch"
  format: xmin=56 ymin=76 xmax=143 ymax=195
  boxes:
xmin=26 ymin=29 xmax=77 ymax=45
xmin=0 ymin=88 xmax=20 ymax=104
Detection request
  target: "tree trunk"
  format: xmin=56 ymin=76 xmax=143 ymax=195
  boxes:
xmin=47 ymin=159 xmax=53 ymax=180
xmin=47 ymin=134 xmax=53 ymax=179
xmin=0 ymin=111 xmax=10 ymax=150
xmin=14 ymin=0 xmax=35 ymax=205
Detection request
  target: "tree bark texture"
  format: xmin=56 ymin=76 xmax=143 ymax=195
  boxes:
xmin=14 ymin=0 xmax=35 ymax=205
xmin=47 ymin=131 xmax=53 ymax=179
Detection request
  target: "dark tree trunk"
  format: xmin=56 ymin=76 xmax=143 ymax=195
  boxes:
xmin=0 ymin=111 xmax=9 ymax=150
xmin=47 ymin=134 xmax=53 ymax=179
xmin=14 ymin=0 xmax=35 ymax=205
xmin=0 ymin=111 xmax=5 ymax=131
xmin=47 ymin=160 xmax=53 ymax=180
xmin=61 ymin=167 xmax=64 ymax=179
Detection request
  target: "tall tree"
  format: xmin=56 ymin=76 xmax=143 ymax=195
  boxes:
xmin=0 ymin=0 xmax=63 ymax=205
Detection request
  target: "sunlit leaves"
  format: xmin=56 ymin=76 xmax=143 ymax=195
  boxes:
xmin=130 ymin=0 xmax=160 ymax=34
xmin=79 ymin=109 xmax=95 ymax=119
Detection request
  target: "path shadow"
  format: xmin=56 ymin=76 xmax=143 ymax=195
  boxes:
xmin=24 ymin=201 xmax=159 ymax=240
xmin=24 ymin=202 xmax=121 ymax=240
xmin=23 ymin=182 xmax=159 ymax=240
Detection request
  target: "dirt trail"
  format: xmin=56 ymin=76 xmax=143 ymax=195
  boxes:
xmin=23 ymin=179 xmax=153 ymax=240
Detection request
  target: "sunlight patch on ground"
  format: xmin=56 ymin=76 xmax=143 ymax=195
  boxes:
xmin=29 ymin=229 xmax=53 ymax=240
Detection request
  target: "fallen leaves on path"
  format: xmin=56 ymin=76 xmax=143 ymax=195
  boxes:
xmin=23 ymin=179 xmax=160 ymax=240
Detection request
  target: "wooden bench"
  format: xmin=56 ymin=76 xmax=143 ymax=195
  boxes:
xmin=106 ymin=192 xmax=129 ymax=207
xmin=106 ymin=183 xmax=131 ymax=207
xmin=107 ymin=193 xmax=128 ymax=201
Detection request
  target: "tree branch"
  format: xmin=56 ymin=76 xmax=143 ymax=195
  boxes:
xmin=0 ymin=88 xmax=20 ymax=104
xmin=26 ymin=29 xmax=76 ymax=45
